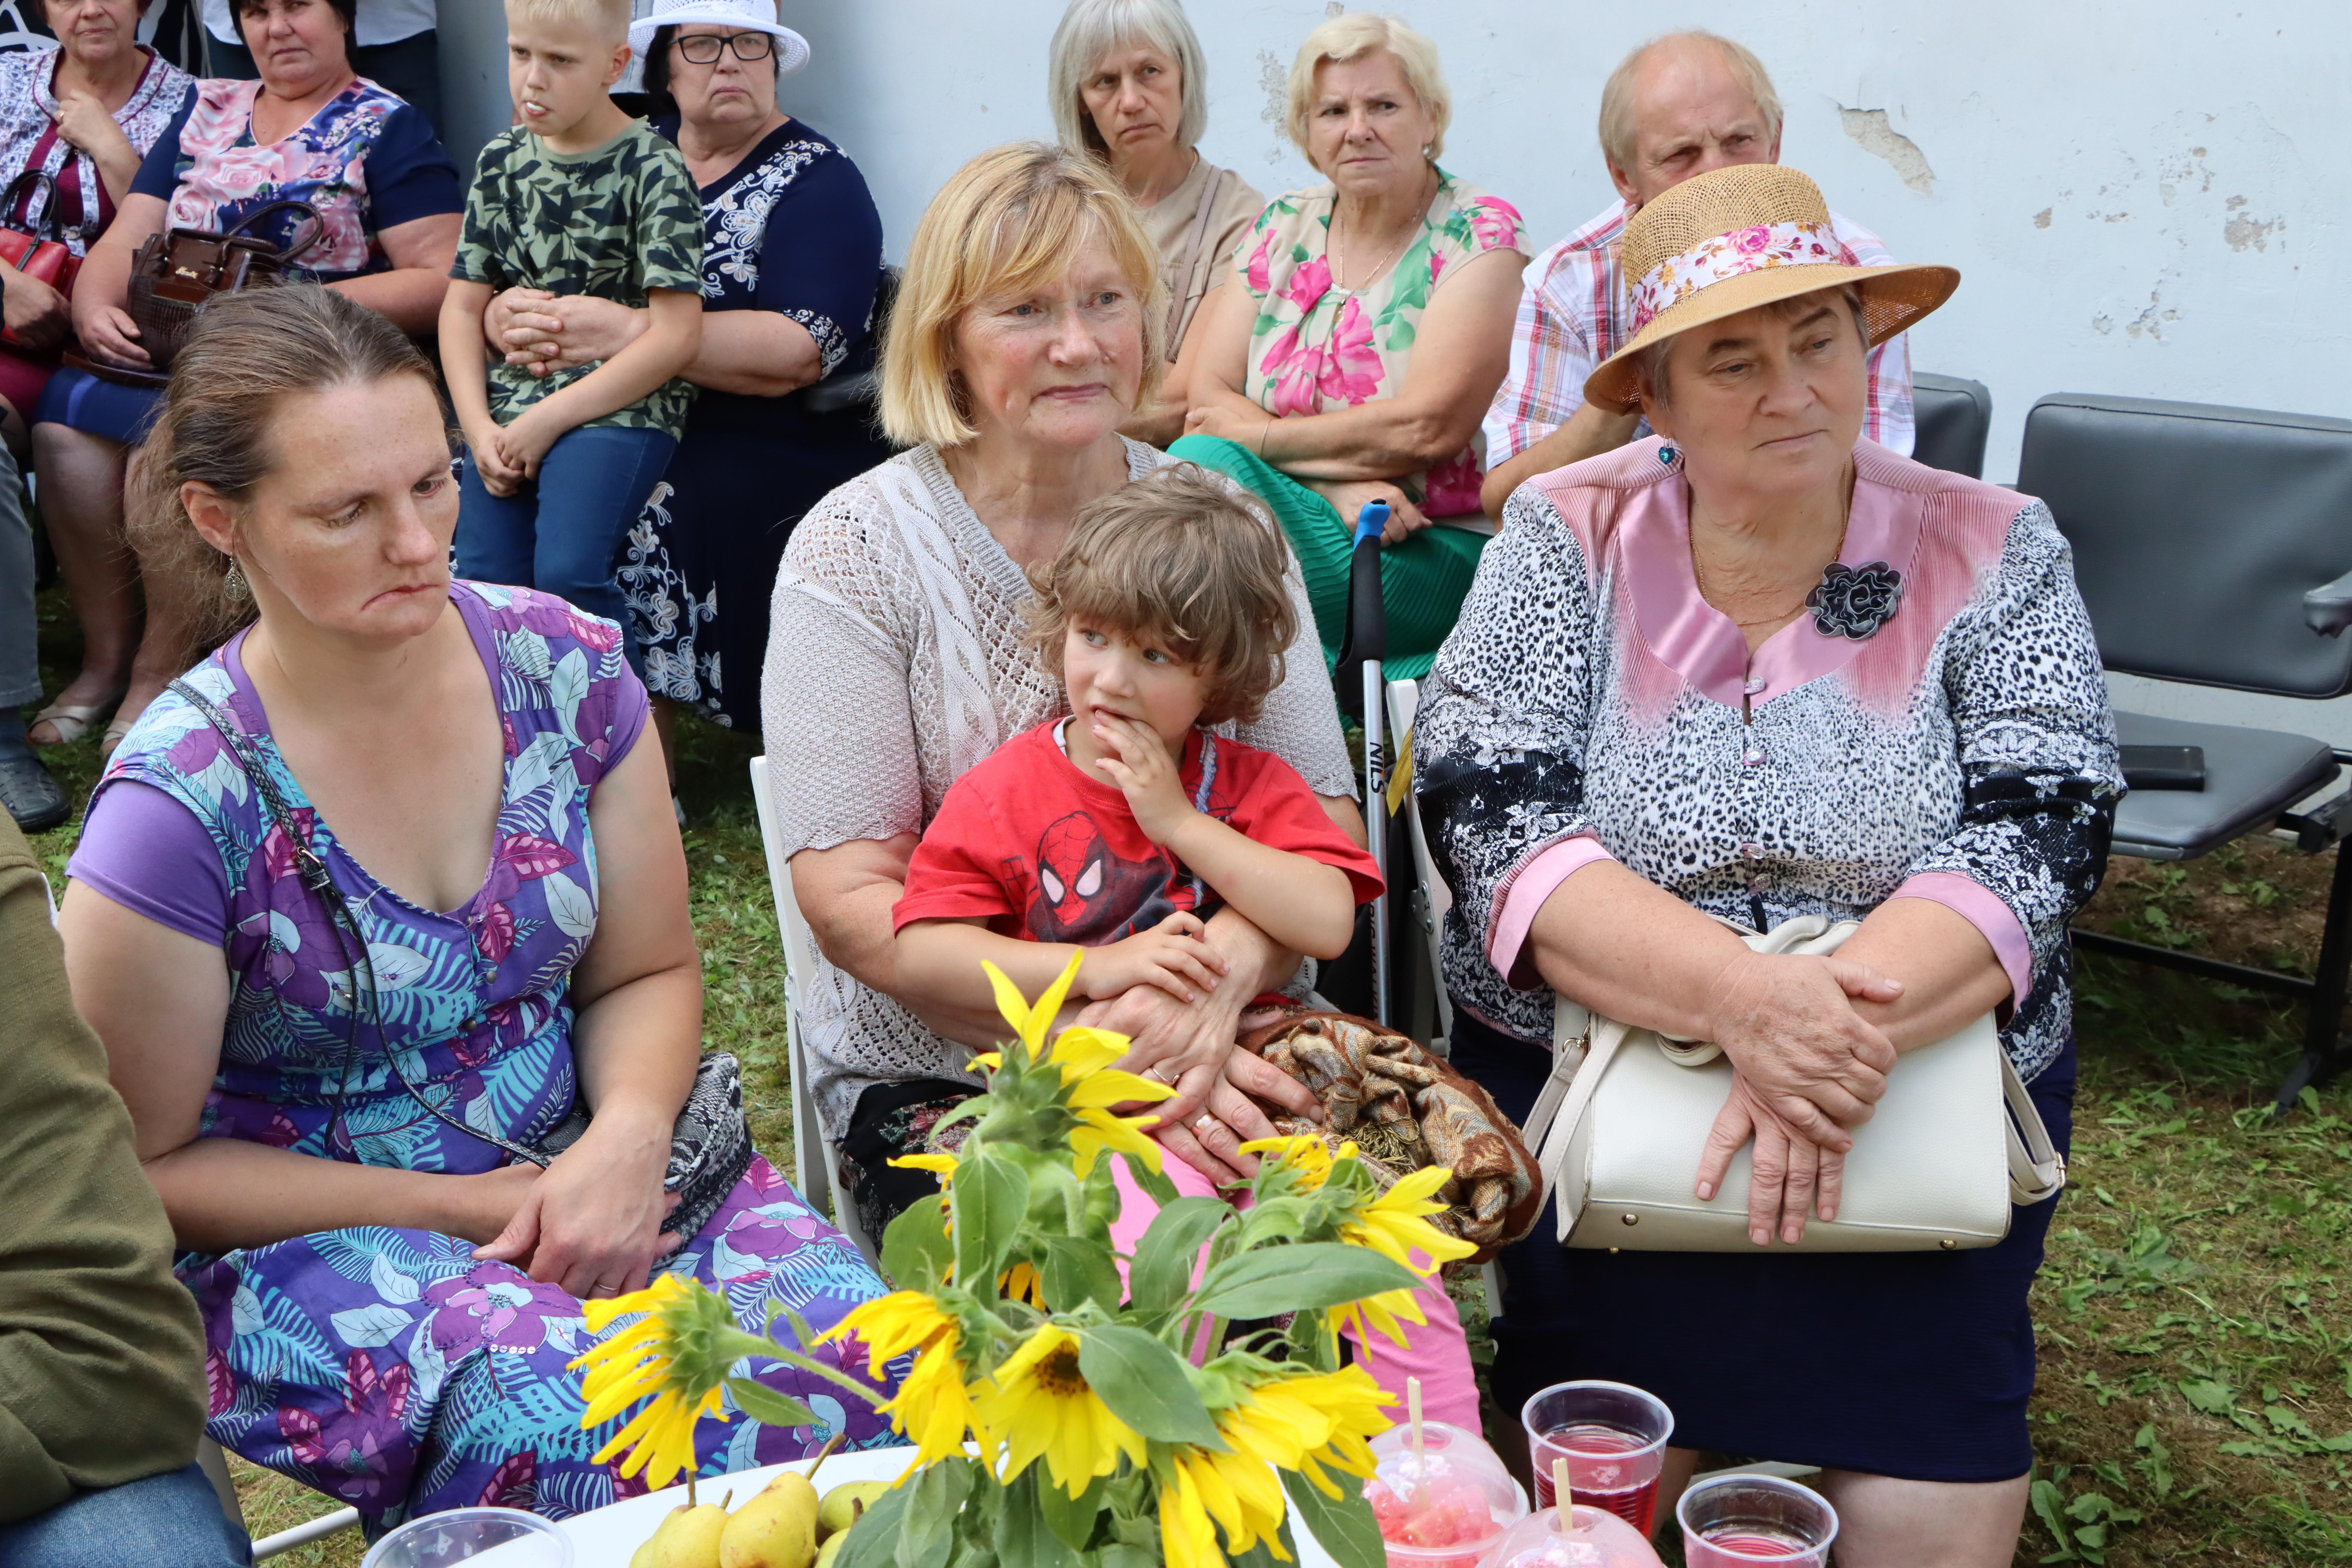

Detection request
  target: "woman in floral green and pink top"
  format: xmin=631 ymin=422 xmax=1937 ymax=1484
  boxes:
xmin=1174 ymin=12 xmax=1525 ymax=679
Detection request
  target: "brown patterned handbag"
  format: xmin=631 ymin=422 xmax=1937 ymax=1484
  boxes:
xmin=123 ymin=199 xmax=324 ymax=373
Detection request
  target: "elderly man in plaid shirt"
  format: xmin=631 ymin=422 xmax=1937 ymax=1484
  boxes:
xmin=1478 ymin=31 xmax=1913 ymax=518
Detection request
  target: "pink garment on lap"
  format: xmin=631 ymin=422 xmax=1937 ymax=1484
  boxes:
xmin=1108 ymin=1153 xmax=1479 ymax=1431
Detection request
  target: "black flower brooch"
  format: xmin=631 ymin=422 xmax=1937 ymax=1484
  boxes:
xmin=1805 ymin=561 xmax=1904 ymax=641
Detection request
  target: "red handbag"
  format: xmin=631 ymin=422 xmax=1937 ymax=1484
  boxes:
xmin=0 ymin=170 xmax=84 ymax=352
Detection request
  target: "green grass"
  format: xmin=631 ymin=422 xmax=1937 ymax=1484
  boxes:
xmin=24 ymin=583 xmax=2352 ymax=1564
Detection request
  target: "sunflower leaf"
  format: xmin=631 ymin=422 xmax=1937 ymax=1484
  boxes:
xmin=723 ymin=1375 xmax=818 ymax=1430
xmin=1040 ymin=1234 xmax=1124 ymax=1315
xmin=1193 ymin=1243 xmax=1423 ymax=1319
xmin=996 ymin=1466 xmax=1082 ymax=1568
xmin=1076 ymin=1325 xmax=1227 ymax=1449
xmin=1130 ymin=1197 xmax=1230 ymax=1314
xmin=836 ymin=1472 xmax=915 ymax=1568
xmin=954 ymin=1151 xmax=1030 ymax=1289
xmin=1037 ymin=1466 xmax=1108 ymax=1552
xmin=1125 ymin=1156 xmax=1181 ymax=1208
xmin=1282 ymin=1466 xmax=1386 ymax=1568
xmin=884 ymin=1194 xmax=955 ymax=1292
xmin=898 ymin=1456 xmax=977 ymax=1568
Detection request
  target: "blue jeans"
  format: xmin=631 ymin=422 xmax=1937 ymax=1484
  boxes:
xmin=453 ymin=424 xmax=677 ymax=676
xmin=0 ymin=1463 xmax=251 ymax=1567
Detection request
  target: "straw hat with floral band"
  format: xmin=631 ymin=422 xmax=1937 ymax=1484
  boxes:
xmin=1582 ymin=163 xmax=1957 ymax=415
xmin=629 ymin=0 xmax=811 ymax=80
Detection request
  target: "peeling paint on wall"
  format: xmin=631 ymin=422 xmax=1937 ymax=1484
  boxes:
xmin=2125 ymin=281 xmax=2180 ymax=341
xmin=2222 ymin=195 xmax=2283 ymax=252
xmin=1837 ymin=106 xmax=1935 ymax=194
xmin=1258 ymin=49 xmax=1287 ymax=166
xmin=2034 ymin=207 xmax=2052 ymax=228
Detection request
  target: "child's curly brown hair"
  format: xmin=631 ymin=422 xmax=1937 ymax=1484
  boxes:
xmin=1026 ymin=464 xmax=1297 ymax=727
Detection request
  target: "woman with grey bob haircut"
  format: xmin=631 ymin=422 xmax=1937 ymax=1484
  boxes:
xmin=1048 ymin=0 xmax=1264 ymax=445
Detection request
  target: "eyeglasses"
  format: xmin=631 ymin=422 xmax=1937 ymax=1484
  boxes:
xmin=672 ymin=32 xmax=775 ymax=65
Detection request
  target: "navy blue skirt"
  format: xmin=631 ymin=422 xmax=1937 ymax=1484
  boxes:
xmin=1451 ymin=1007 xmax=2073 ymax=1483
xmin=33 ymin=366 xmax=163 ymax=446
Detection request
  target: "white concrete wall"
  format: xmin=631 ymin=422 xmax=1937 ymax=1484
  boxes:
xmin=438 ymin=1 xmax=2352 ymax=750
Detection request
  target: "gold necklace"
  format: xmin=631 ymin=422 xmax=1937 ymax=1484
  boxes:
xmin=1331 ymin=164 xmax=1434 ymax=292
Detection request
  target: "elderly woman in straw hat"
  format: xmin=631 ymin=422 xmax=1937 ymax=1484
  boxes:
xmin=1414 ymin=164 xmax=2121 ymax=1565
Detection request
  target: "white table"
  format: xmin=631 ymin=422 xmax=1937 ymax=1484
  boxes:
xmin=508 ymin=1445 xmax=1346 ymax=1568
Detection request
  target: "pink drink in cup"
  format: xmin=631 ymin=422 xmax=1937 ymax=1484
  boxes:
xmin=1520 ymin=1381 xmax=1673 ymax=1536
xmin=1675 ymin=1474 xmax=1838 ymax=1567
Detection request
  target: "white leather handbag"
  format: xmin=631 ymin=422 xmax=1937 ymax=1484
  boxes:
xmin=1518 ymin=915 xmax=2065 ymax=1253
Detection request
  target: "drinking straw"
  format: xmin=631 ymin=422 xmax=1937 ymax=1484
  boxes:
xmin=1407 ymin=1376 xmax=1425 ymax=1498
xmin=1552 ymin=1459 xmax=1570 ymax=1518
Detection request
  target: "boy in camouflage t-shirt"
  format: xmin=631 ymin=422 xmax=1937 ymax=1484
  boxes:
xmin=441 ymin=0 xmax=705 ymax=675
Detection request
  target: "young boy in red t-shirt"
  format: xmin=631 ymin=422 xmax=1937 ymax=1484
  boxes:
xmin=892 ymin=466 xmax=1381 ymax=1009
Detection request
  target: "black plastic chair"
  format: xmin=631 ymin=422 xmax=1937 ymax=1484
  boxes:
xmin=2017 ymin=393 xmax=2352 ymax=1110
xmin=1909 ymin=372 xmax=1991 ymax=479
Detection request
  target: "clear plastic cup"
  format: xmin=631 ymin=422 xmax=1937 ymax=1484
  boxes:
xmin=361 ymin=1506 xmax=574 ymax=1568
xmin=1479 ymin=1498 xmax=1666 ymax=1568
xmin=1675 ymin=1474 xmax=1838 ymax=1567
xmin=1364 ymin=1420 xmax=1530 ymax=1568
xmin=1520 ymin=1381 xmax=1673 ymax=1535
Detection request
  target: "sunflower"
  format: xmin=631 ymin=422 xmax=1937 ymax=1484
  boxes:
xmin=1170 ymin=1442 xmax=1293 ymax=1565
xmin=1324 ymin=1285 xmax=1427 ymax=1350
xmin=1000 ymin=1259 xmax=1047 ymax=1308
xmin=1236 ymin=1134 xmax=1346 ymax=1192
xmin=1216 ymin=1367 xmax=1392 ymax=1498
xmin=889 ymin=1151 xmax=960 ymax=1184
xmin=570 ymin=1274 xmax=733 ymax=1488
xmin=1338 ymin=1166 xmax=1478 ymax=1276
xmin=818 ymin=1291 xmax=988 ymax=1465
xmin=973 ymin=1324 xmax=1147 ymax=1497
xmin=1159 ymin=1457 xmax=1232 ymax=1568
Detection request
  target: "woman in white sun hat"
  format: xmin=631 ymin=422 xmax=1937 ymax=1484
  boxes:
xmin=488 ymin=0 xmax=888 ymax=758
xmin=1417 ymin=163 xmax=2121 ymax=1566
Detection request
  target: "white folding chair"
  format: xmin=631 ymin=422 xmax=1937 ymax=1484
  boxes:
xmin=747 ymin=756 xmax=881 ymax=1272
xmin=1384 ymin=678 xmax=1453 ymax=1044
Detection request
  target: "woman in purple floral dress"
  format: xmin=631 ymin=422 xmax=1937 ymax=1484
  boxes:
xmin=59 ymin=287 xmax=895 ymax=1537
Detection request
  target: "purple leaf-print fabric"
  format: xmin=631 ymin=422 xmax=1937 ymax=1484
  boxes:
xmin=91 ymin=582 xmax=900 ymax=1538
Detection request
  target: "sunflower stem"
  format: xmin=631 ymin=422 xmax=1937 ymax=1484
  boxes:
xmin=752 ymin=1338 xmax=892 ymax=1408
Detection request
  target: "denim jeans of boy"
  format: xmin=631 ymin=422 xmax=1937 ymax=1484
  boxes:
xmin=452 ymin=424 xmax=677 ymax=677
xmin=0 ymin=1462 xmax=251 ymax=1568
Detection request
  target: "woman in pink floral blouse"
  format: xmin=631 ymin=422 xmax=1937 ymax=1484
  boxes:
xmin=1173 ymin=12 xmax=1525 ymax=679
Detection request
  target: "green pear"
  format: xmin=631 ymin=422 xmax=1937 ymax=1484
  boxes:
xmin=719 ymin=1471 xmax=821 ymax=1568
xmin=646 ymin=1499 xmax=733 ymax=1568
xmin=814 ymin=1533 xmax=848 ymax=1568
xmin=816 ymin=1481 xmax=889 ymax=1541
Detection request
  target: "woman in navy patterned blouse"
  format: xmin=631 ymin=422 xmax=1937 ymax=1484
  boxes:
xmin=1414 ymin=166 xmax=2120 ymax=1568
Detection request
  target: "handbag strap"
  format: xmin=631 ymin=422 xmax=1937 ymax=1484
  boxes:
xmin=165 ymin=677 xmax=558 ymax=1169
xmin=1162 ymin=165 xmax=1228 ymax=359
xmin=0 ymin=169 xmax=59 ymax=243
xmin=222 ymin=199 xmax=326 ymax=263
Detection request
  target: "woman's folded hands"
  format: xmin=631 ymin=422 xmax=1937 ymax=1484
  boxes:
xmin=1696 ymin=949 xmax=1905 ymax=1246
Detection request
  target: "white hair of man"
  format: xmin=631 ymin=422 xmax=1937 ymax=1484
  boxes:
xmin=1597 ymin=31 xmax=1783 ymax=177
xmin=1048 ymin=0 xmax=1212 ymax=161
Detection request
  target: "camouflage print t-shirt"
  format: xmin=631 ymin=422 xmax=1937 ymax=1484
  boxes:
xmin=452 ymin=118 xmax=704 ymax=439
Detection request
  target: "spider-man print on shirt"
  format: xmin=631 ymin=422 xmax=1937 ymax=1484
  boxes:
xmin=1009 ymin=810 xmax=1205 ymax=945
